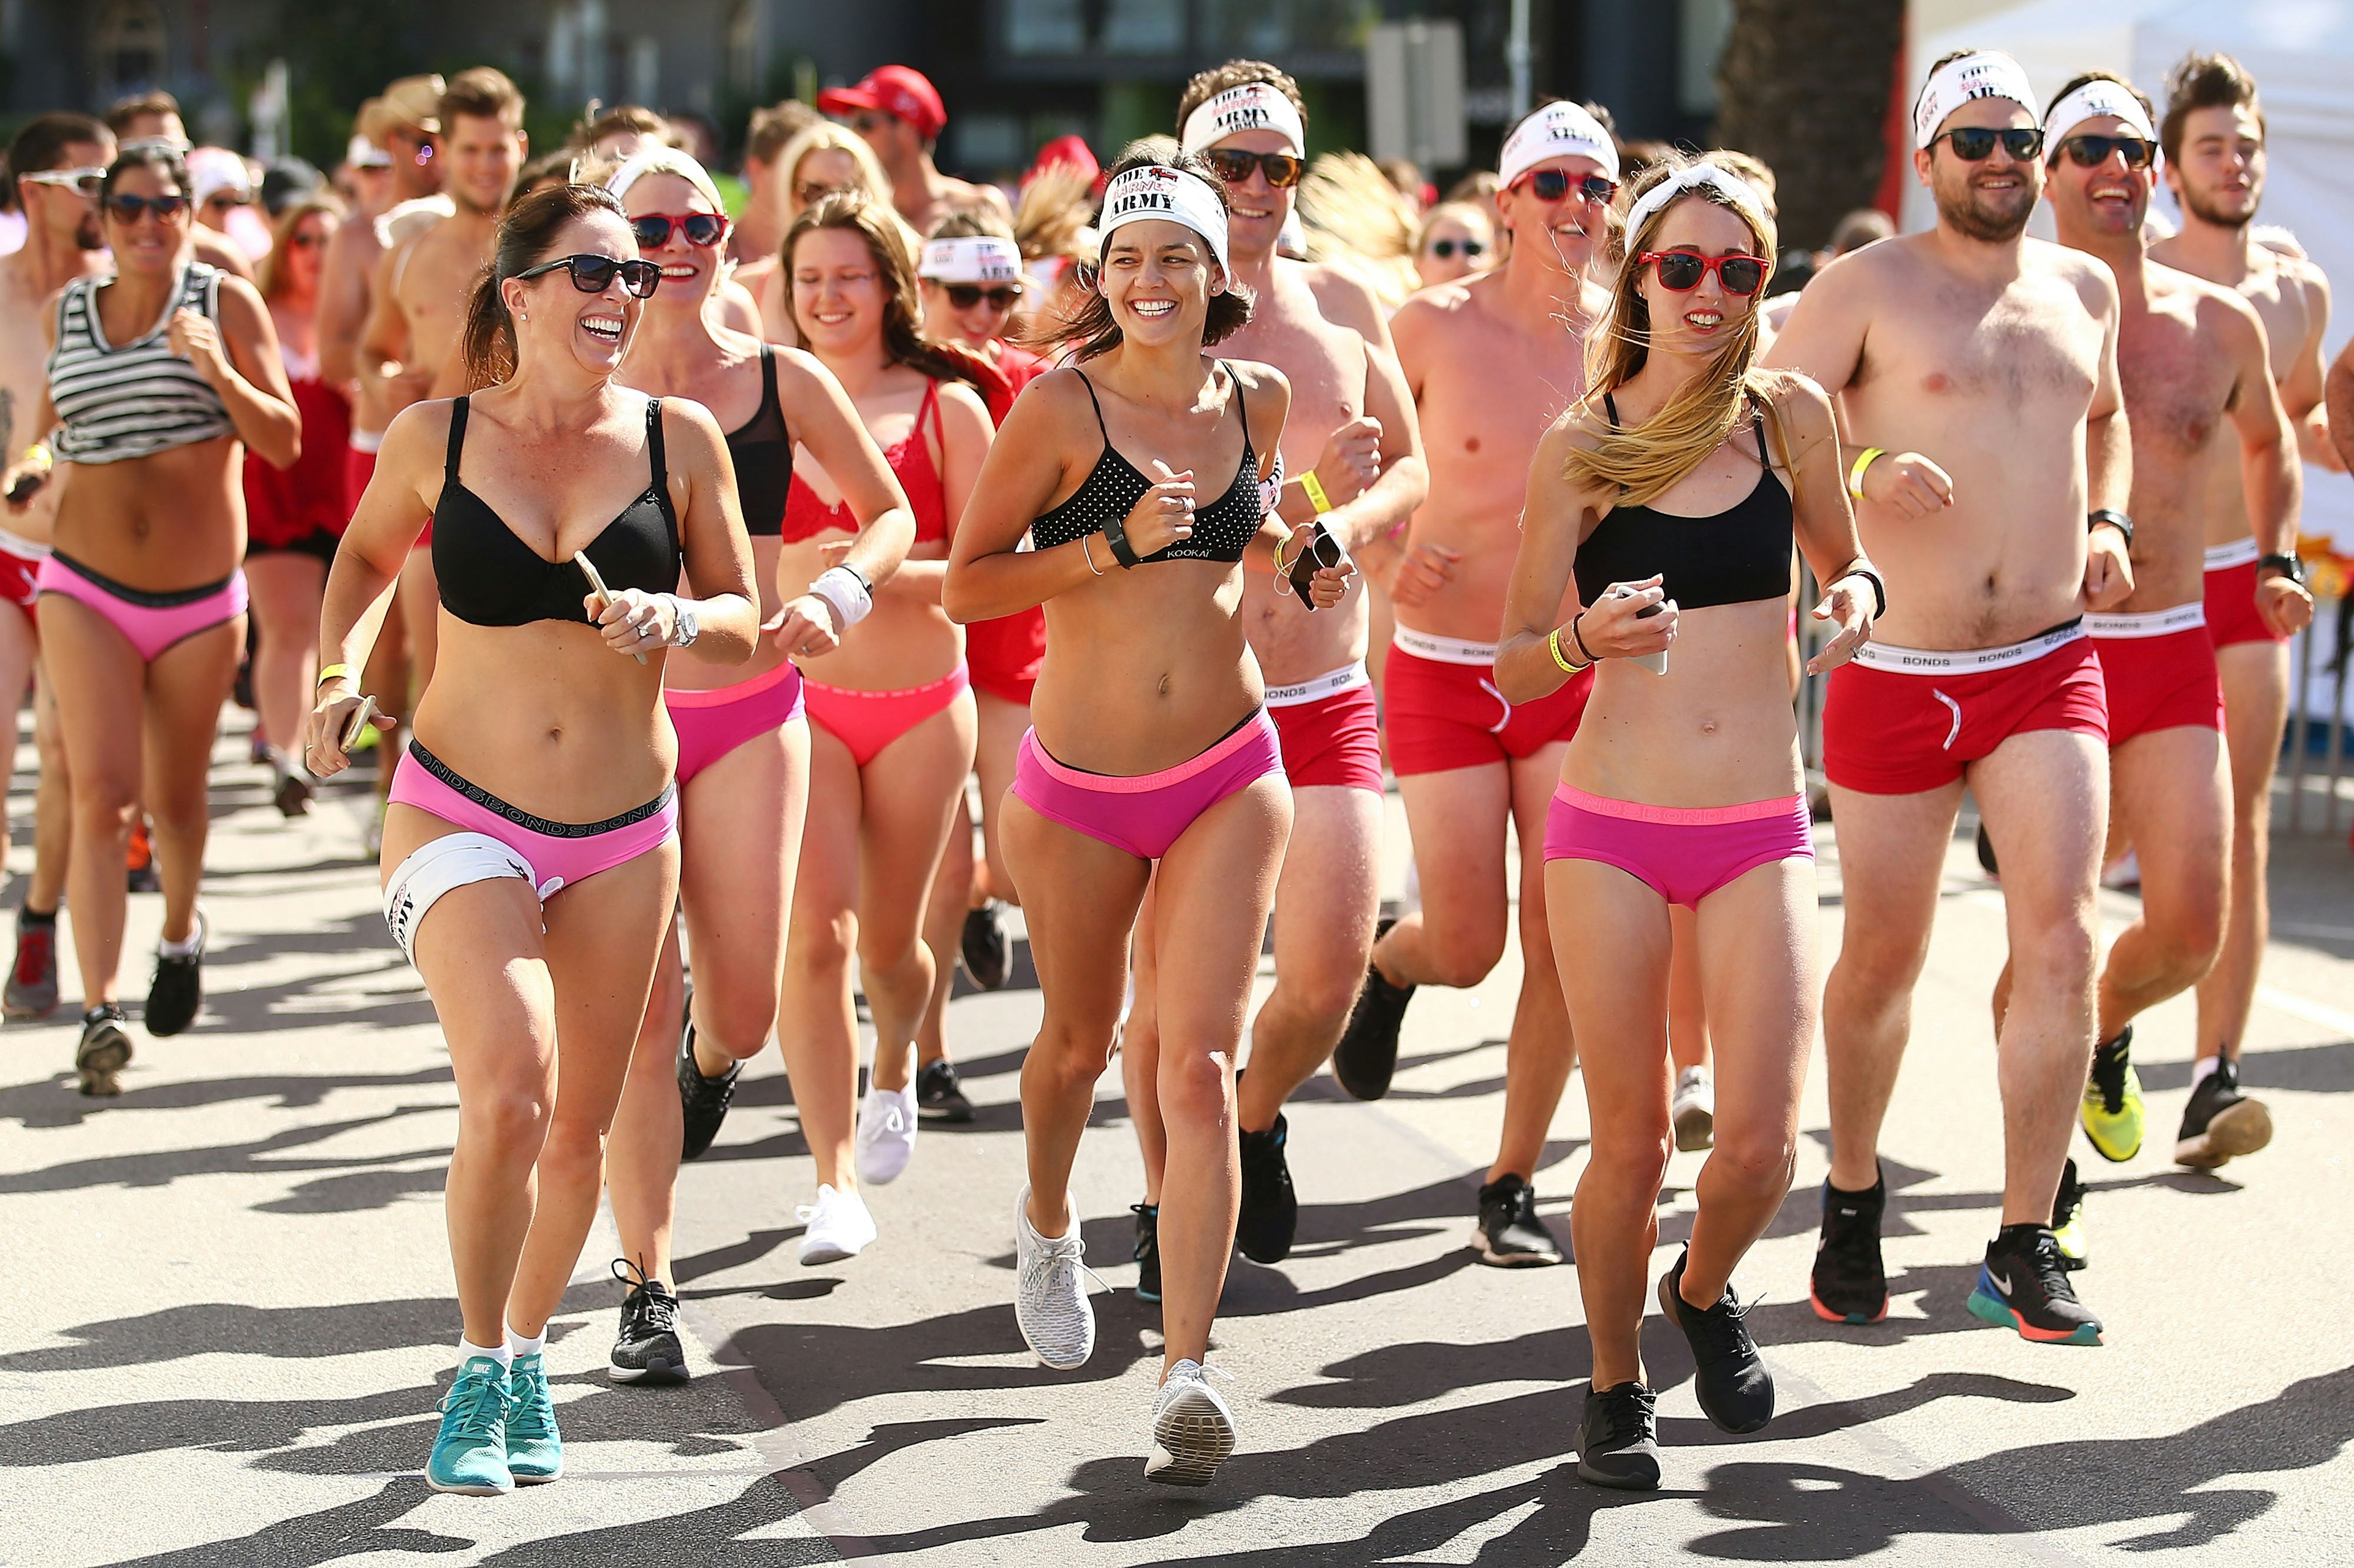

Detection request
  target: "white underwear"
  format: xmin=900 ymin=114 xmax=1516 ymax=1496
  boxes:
xmin=382 ymin=832 xmax=537 ymax=965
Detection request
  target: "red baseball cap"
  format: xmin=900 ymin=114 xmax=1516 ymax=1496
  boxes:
xmin=819 ymin=66 xmax=947 ymax=143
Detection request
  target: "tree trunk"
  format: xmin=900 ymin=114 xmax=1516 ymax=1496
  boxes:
xmin=1711 ymin=0 xmax=1906 ymax=250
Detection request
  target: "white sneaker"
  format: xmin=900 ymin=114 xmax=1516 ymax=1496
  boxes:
xmin=855 ymin=1083 xmax=918 ymax=1185
xmin=1146 ymin=1359 xmax=1236 ymax=1487
xmin=1013 ymin=1185 xmax=1095 ymax=1370
xmin=796 ymin=1184 xmax=876 ymax=1265
xmin=1671 ymin=1066 xmax=1715 ymax=1153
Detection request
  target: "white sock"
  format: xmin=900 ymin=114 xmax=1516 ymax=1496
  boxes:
xmin=506 ymin=1323 xmax=546 ymax=1359
xmin=459 ymin=1335 xmax=511 ymax=1371
xmin=158 ymin=927 xmax=201 ymax=959
xmin=2192 ymin=1054 xmax=2223 ymax=1089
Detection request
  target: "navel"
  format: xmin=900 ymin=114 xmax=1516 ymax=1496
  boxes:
xmin=1157 ymin=674 xmax=1171 ymax=696
xmin=1465 ymin=435 xmax=1481 ymax=453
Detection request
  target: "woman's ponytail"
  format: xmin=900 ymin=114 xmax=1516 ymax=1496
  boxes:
xmin=460 ymin=182 xmax=631 ymax=391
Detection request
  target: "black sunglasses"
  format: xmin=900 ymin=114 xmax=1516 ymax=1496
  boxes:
xmin=1514 ymin=168 xmax=1618 ymax=205
xmin=1205 ymin=148 xmax=1303 ymax=189
xmin=514 ymin=254 xmax=661 ymax=298
xmin=1427 ymin=237 xmax=1486 ymax=260
xmin=1935 ymin=126 xmax=2045 ymax=162
xmin=105 ymin=192 xmax=188 ymax=223
xmin=630 ymin=211 xmax=728 ymax=249
xmin=945 ymin=283 xmax=1021 ymax=310
xmin=2055 ymin=134 xmax=2155 ymax=170
xmin=1640 ymin=249 xmax=1768 ymax=295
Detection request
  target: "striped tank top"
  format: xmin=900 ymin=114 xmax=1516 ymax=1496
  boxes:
xmin=47 ymin=263 xmax=236 ymax=465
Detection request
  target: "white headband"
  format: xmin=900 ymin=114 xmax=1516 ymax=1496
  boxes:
xmin=1914 ymin=51 xmax=2036 ymax=148
xmin=920 ymin=235 xmax=1022 ymax=284
xmin=1099 ymin=164 xmax=1229 ymax=270
xmin=1625 ymin=164 xmax=1766 ymax=245
xmin=1181 ymin=84 xmax=1305 ymax=157
xmin=2042 ymin=79 xmax=2157 ymax=147
xmin=1499 ymin=102 xmax=1619 ymax=189
xmin=606 ymin=148 xmax=725 ymax=211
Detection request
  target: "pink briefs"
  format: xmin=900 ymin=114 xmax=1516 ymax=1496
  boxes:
xmin=665 ymin=660 xmax=806 ymax=786
xmin=1010 ymin=709 xmax=1284 ymax=861
xmin=389 ymin=741 xmax=677 ymax=897
xmin=37 ymin=550 xmax=248 ymax=663
xmin=804 ymin=664 xmax=969 ymax=769
xmin=1542 ymin=783 xmax=1812 ymax=908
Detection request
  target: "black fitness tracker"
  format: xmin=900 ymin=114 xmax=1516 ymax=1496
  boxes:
xmin=2258 ymin=552 xmax=2307 ymax=587
xmin=1102 ymin=514 xmax=1141 ymax=569
xmin=2087 ymin=508 xmax=2133 ymax=548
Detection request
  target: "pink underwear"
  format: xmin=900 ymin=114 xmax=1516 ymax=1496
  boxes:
xmin=664 ymin=660 xmax=806 ymax=786
xmin=804 ymin=664 xmax=969 ymax=769
xmin=1542 ymin=783 xmax=1812 ymax=908
xmin=389 ymin=742 xmax=677 ymax=896
xmin=1011 ymin=709 xmax=1284 ymax=861
xmin=37 ymin=550 xmax=248 ymax=663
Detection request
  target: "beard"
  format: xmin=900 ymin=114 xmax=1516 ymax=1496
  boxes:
xmin=74 ymin=215 xmax=104 ymax=250
xmin=2181 ymin=183 xmax=2256 ymax=229
xmin=1937 ymin=178 xmax=2035 ymax=243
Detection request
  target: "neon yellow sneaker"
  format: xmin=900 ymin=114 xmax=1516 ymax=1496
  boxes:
xmin=2051 ymin=1157 xmax=2087 ymax=1270
xmin=2081 ymin=1027 xmax=2144 ymax=1163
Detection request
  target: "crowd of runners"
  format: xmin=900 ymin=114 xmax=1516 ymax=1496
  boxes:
xmin=6 ymin=43 xmax=2345 ymax=1499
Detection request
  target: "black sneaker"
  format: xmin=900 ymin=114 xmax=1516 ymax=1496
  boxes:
xmin=2175 ymin=1056 xmax=2272 ymax=1170
xmin=1975 ymin=822 xmax=1999 ymax=878
xmin=143 ymin=908 xmax=207 ymax=1037
xmin=960 ymin=902 xmax=1009 ymax=991
xmin=1966 ymin=1223 xmax=2103 ymax=1345
xmin=1577 ymin=1381 xmax=1660 ymax=1491
xmin=2051 ymin=1156 xmax=2087 ymax=1271
xmin=1132 ymin=1201 xmax=1161 ymax=1303
xmin=608 ymin=1258 xmax=689 ymax=1384
xmin=5 ymin=906 xmax=60 ymax=1019
xmin=916 ymin=1057 xmax=976 ymax=1123
xmin=75 ymin=1005 xmax=134 ymax=1097
xmin=676 ymin=1022 xmax=742 ymax=1162
xmin=1471 ymin=1173 xmax=1562 ymax=1266
xmin=1235 ymin=1113 xmax=1297 ymax=1265
xmin=1658 ymin=1249 xmax=1773 ymax=1433
xmin=1331 ymin=919 xmax=1412 ymax=1101
xmin=1808 ymin=1172 xmax=1888 ymax=1324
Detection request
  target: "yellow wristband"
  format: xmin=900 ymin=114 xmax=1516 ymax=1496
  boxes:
xmin=1847 ymin=447 xmax=1884 ymax=501
xmin=1299 ymin=470 xmax=1333 ymax=514
xmin=315 ymin=663 xmax=354 ymax=688
xmin=23 ymin=443 xmax=50 ymax=471
xmin=1548 ymin=626 xmax=1590 ymax=674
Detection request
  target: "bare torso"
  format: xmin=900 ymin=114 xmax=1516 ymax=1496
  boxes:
xmin=320 ymin=208 xmax=389 ymax=430
xmin=2112 ymin=265 xmax=2250 ymax=609
xmin=389 ymin=213 xmax=495 ymax=409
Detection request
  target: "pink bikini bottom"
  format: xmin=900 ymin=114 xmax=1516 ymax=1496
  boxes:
xmin=804 ymin=664 xmax=969 ymax=769
xmin=37 ymin=550 xmax=248 ymax=663
xmin=1010 ymin=710 xmax=1284 ymax=862
xmin=1542 ymin=783 xmax=1812 ymax=908
xmin=389 ymin=742 xmax=677 ymax=897
xmin=665 ymin=660 xmax=806 ymax=786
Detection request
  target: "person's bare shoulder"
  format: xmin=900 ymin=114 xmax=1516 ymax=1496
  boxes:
xmin=1298 ymin=260 xmax=1388 ymax=340
xmin=1390 ymin=275 xmax=1478 ymax=341
xmin=2027 ymin=235 xmax=2120 ymax=318
xmin=1763 ymin=370 xmax=1838 ymax=446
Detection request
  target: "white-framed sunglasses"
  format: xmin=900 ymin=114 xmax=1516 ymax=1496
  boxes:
xmin=18 ymin=167 xmax=106 ymax=198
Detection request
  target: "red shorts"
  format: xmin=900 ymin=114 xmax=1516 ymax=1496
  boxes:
xmin=2202 ymin=542 xmax=2284 ymax=649
xmin=0 ymin=549 xmax=40 ymax=615
xmin=1267 ymin=665 xmax=1384 ymax=793
xmin=348 ymin=435 xmax=430 ymax=549
xmin=2089 ymin=609 xmax=2222 ymax=745
xmin=1823 ymin=623 xmax=2108 ymax=795
xmin=967 ymin=607 xmax=1045 ymax=706
xmin=1384 ymin=631 xmax=1592 ymax=776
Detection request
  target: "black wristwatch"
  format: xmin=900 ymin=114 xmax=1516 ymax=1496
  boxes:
xmin=1100 ymin=514 xmax=1141 ymax=569
xmin=2259 ymin=551 xmax=2307 ymax=587
xmin=2087 ymin=508 xmax=2133 ymax=547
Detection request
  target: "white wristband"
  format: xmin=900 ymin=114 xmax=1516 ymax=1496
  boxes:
xmin=810 ymin=566 xmax=873 ymax=630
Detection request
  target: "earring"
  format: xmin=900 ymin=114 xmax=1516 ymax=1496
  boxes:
xmin=517 ymin=310 xmax=528 ymax=321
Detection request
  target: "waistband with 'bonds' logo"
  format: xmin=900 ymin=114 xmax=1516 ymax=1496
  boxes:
xmin=1848 ymin=617 xmax=2084 ymax=674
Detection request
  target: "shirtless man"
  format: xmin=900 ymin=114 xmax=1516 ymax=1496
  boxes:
xmin=2148 ymin=53 xmax=2326 ymax=1170
xmin=1766 ymin=51 xmax=2132 ymax=1345
xmin=0 ymin=114 xmax=113 ymax=1018
xmin=819 ymin=66 xmax=1008 ymax=234
xmin=2034 ymin=76 xmax=2295 ymax=1225
xmin=733 ymin=101 xmax=819 ymax=267
xmin=101 ymin=91 xmax=252 ymax=283
xmin=1338 ymin=100 xmax=1615 ymax=1266
xmin=1122 ymin=64 xmax=1428 ymax=1274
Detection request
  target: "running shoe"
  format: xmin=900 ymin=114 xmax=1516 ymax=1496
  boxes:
xmin=143 ymin=907 xmax=207 ymax=1037
xmin=1577 ymin=1381 xmax=1661 ymax=1491
xmin=796 ymin=1184 xmax=877 ymax=1265
xmin=1013 ymin=1184 xmax=1095 ymax=1370
xmin=855 ymin=1081 xmax=918 ymax=1185
xmin=609 ymin=1258 xmax=688 ymax=1385
xmin=1658 ymin=1249 xmax=1773 ymax=1433
xmin=2175 ymin=1055 xmax=2272 ymax=1170
xmin=5 ymin=908 xmax=59 ymax=1019
xmin=75 ymin=1006 xmax=134 ymax=1097
xmin=1145 ymin=1360 xmax=1236 ymax=1488
xmin=1235 ymin=1113 xmax=1297 ymax=1265
xmin=1331 ymin=919 xmax=1412 ymax=1101
xmin=125 ymin=820 xmax=159 ymax=894
xmin=1965 ymin=1223 xmax=2103 ymax=1345
xmin=1471 ymin=1174 xmax=1563 ymax=1266
xmin=505 ymin=1352 xmax=562 ymax=1483
xmin=1671 ymin=1065 xmax=1715 ymax=1153
xmin=1132 ymin=1201 xmax=1161 ymax=1303
xmin=2081 ymin=1026 xmax=2144 ymax=1163
xmin=1808 ymin=1173 xmax=1888 ymax=1324
xmin=2051 ymin=1157 xmax=2087 ymax=1271
xmin=676 ymin=1022 xmax=741 ymax=1162
xmin=961 ymin=901 xmax=1009 ymax=991
xmin=273 ymin=766 xmax=313 ymax=818
xmin=427 ymin=1356 xmax=513 ymax=1495
xmin=916 ymin=1057 xmax=975 ymax=1123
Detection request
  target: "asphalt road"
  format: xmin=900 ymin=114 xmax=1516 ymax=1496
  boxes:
xmin=4 ymin=717 xmax=2350 ymax=1566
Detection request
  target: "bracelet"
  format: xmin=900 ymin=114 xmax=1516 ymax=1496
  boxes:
xmin=1548 ymin=626 xmax=1591 ymax=673
xmin=21 ymin=443 xmax=51 ymax=472
xmin=1102 ymin=512 xmax=1141 ymax=569
xmin=315 ymin=663 xmax=354 ymax=688
xmin=809 ymin=565 xmax=873 ymax=630
xmin=1847 ymin=447 xmax=1884 ymax=500
xmin=1080 ymin=533 xmax=1104 ymax=576
xmin=1570 ymin=611 xmax=1598 ymax=665
xmin=1299 ymin=470 xmax=1333 ymax=514
xmin=1839 ymin=565 xmax=1888 ymax=620
xmin=2087 ymin=508 xmax=2133 ymax=548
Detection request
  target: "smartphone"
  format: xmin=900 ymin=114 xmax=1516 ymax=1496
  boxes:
xmin=6 ymin=472 xmax=42 ymax=506
xmin=1286 ymin=522 xmax=1350 ymax=608
xmin=340 ymin=695 xmax=379 ymax=753
xmin=574 ymin=551 xmax=648 ymax=663
xmin=1616 ymin=585 xmax=1671 ymax=676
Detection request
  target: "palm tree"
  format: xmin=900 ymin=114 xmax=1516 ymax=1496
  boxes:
xmin=1712 ymin=0 xmax=1906 ymax=249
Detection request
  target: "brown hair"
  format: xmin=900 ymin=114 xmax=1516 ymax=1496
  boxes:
xmin=1176 ymin=60 xmax=1307 ymax=131
xmin=100 ymin=142 xmax=189 ymax=205
xmin=1030 ymin=148 xmax=1251 ymax=363
xmin=104 ymin=91 xmax=180 ymax=138
xmin=511 ymin=148 xmax=581 ymax=203
xmin=746 ymin=101 xmax=820 ymax=167
xmin=928 ymin=207 xmax=1015 ymax=243
xmin=2161 ymin=53 xmax=2263 ymax=165
xmin=570 ymin=103 xmax=675 ymax=151
xmin=7 ymin=113 xmax=110 ymax=206
xmin=782 ymin=191 xmax=986 ymax=392
xmin=460 ymin=183 xmax=627 ymax=388
xmin=440 ymin=67 xmax=525 ymax=132
xmin=259 ymin=194 xmax=345 ymax=300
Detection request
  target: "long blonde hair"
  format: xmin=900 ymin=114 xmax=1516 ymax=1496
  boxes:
xmin=775 ymin=121 xmax=892 ymax=219
xmin=1566 ymin=151 xmax=1793 ymax=510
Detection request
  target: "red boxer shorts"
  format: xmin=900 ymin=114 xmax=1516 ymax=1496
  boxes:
xmin=967 ymin=607 xmax=1046 ymax=706
xmin=1384 ymin=628 xmax=1592 ymax=777
xmin=2088 ymin=606 xmax=2222 ymax=744
xmin=2201 ymin=538 xmax=2286 ymax=649
xmin=1823 ymin=620 xmax=2108 ymax=795
xmin=1267 ymin=663 xmax=1384 ymax=793
xmin=0 ymin=545 xmax=41 ymax=615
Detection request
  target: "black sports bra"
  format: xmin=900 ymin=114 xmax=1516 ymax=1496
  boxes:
xmin=432 ymin=395 xmax=682 ymax=628
xmin=728 ymin=344 xmax=793 ymax=536
xmin=1029 ymin=363 xmax=1261 ymax=564
xmin=1574 ymin=392 xmax=1793 ymax=613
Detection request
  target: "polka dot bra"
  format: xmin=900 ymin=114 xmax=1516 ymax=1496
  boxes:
xmin=1029 ymin=363 xmax=1260 ymax=565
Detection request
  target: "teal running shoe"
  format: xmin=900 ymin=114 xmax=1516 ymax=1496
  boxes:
xmin=427 ymin=1356 xmax=513 ymax=1494
xmin=505 ymin=1352 xmax=563 ymax=1484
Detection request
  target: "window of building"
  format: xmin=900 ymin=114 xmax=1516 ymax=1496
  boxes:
xmin=1678 ymin=0 xmax=1734 ymax=117
xmin=1006 ymin=0 xmax=1086 ymax=55
xmin=96 ymin=0 xmax=166 ymax=97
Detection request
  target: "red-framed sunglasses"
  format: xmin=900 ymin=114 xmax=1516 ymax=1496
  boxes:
xmin=629 ymin=212 xmax=729 ymax=249
xmin=1639 ymin=249 xmax=1769 ymax=295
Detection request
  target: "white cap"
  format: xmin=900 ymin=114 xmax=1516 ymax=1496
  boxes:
xmin=1913 ymin=51 xmax=2036 ymax=149
xmin=920 ymin=235 xmax=1022 ymax=284
xmin=185 ymin=147 xmax=253 ymax=205
xmin=1180 ymin=83 xmax=1306 ymax=158
xmin=1099 ymin=163 xmax=1229 ymax=270
xmin=2042 ymin=78 xmax=2156 ymax=147
xmin=1499 ymin=102 xmax=1618 ymax=189
xmin=346 ymin=135 xmax=394 ymax=170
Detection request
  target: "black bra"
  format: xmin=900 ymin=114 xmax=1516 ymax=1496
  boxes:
xmin=1574 ymin=392 xmax=1793 ymax=613
xmin=432 ymin=395 xmax=681 ymax=628
xmin=1028 ymin=362 xmax=1260 ymax=565
xmin=728 ymin=344 xmax=793 ymax=537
